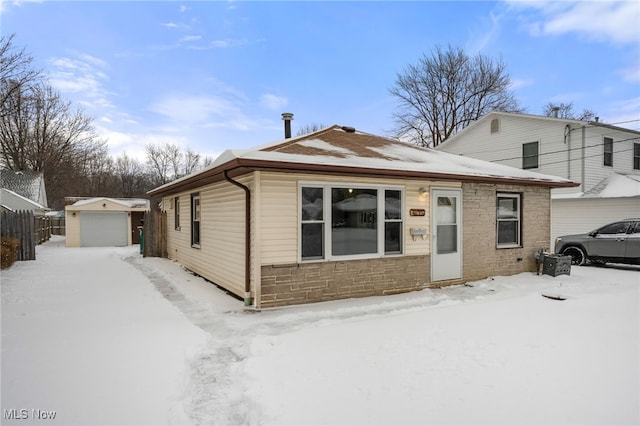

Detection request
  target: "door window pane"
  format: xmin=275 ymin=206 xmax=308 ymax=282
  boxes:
xmin=331 ymin=188 xmax=377 ymax=256
xmin=437 ymin=224 xmax=457 ymax=254
xmin=436 ymin=196 xmax=457 ymax=254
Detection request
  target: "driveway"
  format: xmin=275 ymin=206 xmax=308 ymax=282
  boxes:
xmin=1 ymin=237 xmax=209 ymax=425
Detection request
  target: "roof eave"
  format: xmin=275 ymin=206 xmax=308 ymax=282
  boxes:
xmin=147 ymin=158 xmax=578 ymax=197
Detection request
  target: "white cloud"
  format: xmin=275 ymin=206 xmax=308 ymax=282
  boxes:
xmin=509 ymin=1 xmax=640 ymax=45
xmin=179 ymin=35 xmax=202 ymax=43
xmin=48 ymin=53 xmax=114 ymax=109
xmin=260 ymin=93 xmax=288 ymax=111
xmin=150 ymin=95 xmax=240 ymax=124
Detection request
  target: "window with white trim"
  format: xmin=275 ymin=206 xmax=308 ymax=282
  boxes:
xmin=191 ymin=193 xmax=200 ymax=247
xmin=496 ymin=193 xmax=521 ymax=248
xmin=300 ymin=184 xmax=403 ymax=260
xmin=603 ymin=137 xmax=613 ymax=167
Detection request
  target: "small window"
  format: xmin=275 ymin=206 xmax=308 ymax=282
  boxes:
xmin=490 ymin=118 xmax=500 ymax=134
xmin=603 ymin=137 xmax=613 ymax=167
xmin=191 ymin=193 xmax=200 ymax=247
xmin=301 ymin=187 xmax=324 ymax=260
xmin=522 ymin=141 xmax=539 ymax=169
xmin=174 ymin=196 xmax=180 ymax=230
xmin=633 ymin=143 xmax=640 ymax=170
xmin=384 ymin=190 xmax=402 ymax=254
xmin=496 ymin=193 xmax=521 ymax=248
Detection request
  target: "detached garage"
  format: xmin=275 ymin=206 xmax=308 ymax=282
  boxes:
xmin=65 ymin=198 xmax=150 ymax=247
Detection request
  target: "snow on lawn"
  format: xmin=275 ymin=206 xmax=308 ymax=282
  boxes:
xmin=2 ymin=237 xmax=639 ymax=425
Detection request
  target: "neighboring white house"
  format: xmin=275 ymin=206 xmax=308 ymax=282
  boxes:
xmin=436 ymin=112 xmax=640 ymax=243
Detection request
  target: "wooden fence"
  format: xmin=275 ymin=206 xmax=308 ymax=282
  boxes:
xmin=49 ymin=217 xmax=66 ymax=235
xmin=143 ymin=208 xmax=166 ymax=258
xmin=0 ymin=210 xmax=38 ymax=260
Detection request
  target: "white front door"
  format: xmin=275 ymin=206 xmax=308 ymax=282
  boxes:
xmin=431 ymin=189 xmax=462 ymax=281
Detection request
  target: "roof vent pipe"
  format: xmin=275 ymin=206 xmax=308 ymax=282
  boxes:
xmin=282 ymin=112 xmax=294 ymax=138
xmin=594 ymin=116 xmax=599 ymax=122
xmin=551 ymin=106 xmax=560 ymax=118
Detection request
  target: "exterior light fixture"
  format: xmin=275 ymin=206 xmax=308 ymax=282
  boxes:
xmin=418 ymin=187 xmax=428 ymax=195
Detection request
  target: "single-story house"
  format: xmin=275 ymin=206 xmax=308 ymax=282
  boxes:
xmin=147 ymin=124 xmax=577 ymax=308
xmin=65 ymin=197 xmax=149 ymax=247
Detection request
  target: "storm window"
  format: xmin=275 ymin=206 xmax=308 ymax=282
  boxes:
xmin=497 ymin=193 xmax=521 ymax=248
xmin=191 ymin=193 xmax=200 ymax=247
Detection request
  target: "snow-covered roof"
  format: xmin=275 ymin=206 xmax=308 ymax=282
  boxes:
xmin=552 ymin=173 xmax=640 ymax=200
xmin=149 ymin=125 xmax=577 ymax=196
xmin=70 ymin=197 xmax=150 ymax=209
xmin=0 ymin=169 xmax=48 ymax=207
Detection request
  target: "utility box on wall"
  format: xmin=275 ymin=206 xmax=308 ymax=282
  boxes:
xmin=542 ymin=254 xmax=571 ymax=277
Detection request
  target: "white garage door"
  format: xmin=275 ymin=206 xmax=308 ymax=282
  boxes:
xmin=80 ymin=211 xmax=128 ymax=247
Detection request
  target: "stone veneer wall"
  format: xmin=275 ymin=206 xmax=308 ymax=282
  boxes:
xmin=461 ymin=182 xmax=551 ymax=282
xmin=261 ymin=255 xmax=430 ymax=308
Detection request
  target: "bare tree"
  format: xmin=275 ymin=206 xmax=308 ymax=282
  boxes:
xmin=390 ymin=45 xmax=522 ymax=147
xmin=183 ymin=148 xmax=201 ymax=176
xmin=0 ymin=34 xmax=42 ymax=117
xmin=542 ymin=102 xmax=596 ymax=121
xmin=296 ymin=123 xmax=327 ymax=136
xmin=0 ymin=79 xmax=105 ymax=208
xmin=115 ymin=152 xmax=146 ymax=197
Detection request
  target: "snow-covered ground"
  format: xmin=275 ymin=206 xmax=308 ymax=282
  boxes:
xmin=2 ymin=236 xmax=639 ymax=425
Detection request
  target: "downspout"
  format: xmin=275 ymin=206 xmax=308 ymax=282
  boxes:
xmin=581 ymin=126 xmax=586 ymax=192
xmin=224 ymin=170 xmax=252 ymax=307
xmin=564 ymin=124 xmax=571 ymax=179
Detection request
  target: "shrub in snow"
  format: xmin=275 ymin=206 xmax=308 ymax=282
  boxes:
xmin=1 ymin=237 xmax=20 ymax=269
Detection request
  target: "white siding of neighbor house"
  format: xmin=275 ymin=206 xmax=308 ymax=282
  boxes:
xmin=438 ymin=114 xmax=640 ymax=196
xmin=551 ymin=197 xmax=640 ymax=246
xmin=257 ymin=171 xmax=462 ymax=265
xmin=164 ymin=175 xmax=252 ymax=298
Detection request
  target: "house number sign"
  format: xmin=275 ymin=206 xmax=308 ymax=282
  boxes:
xmin=409 ymin=209 xmax=426 ymax=217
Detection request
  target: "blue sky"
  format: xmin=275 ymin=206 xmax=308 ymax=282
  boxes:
xmin=2 ymin=1 xmax=639 ymax=160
